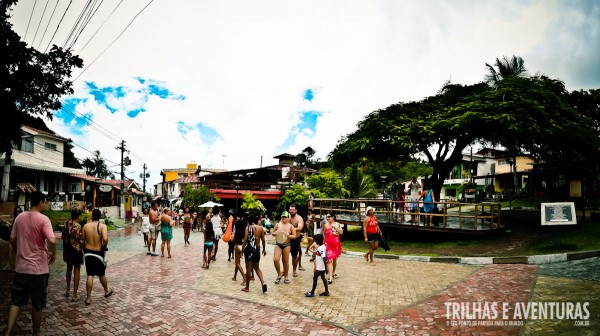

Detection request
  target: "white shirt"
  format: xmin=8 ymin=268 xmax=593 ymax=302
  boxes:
xmin=315 ymin=245 xmax=327 ymax=271
xmin=211 ymin=214 xmax=222 ymax=238
xmin=409 ymin=181 xmax=421 ymax=200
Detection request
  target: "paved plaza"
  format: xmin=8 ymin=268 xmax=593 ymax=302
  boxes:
xmin=1 ymin=226 xmax=598 ymax=335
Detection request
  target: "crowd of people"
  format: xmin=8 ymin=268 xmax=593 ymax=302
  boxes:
xmin=3 ymin=195 xmax=391 ymax=335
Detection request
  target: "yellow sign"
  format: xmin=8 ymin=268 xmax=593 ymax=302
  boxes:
xmin=569 ymin=180 xmax=582 ymax=198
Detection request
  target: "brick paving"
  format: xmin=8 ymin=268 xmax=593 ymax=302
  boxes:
xmin=0 ymin=227 xmax=598 ymax=335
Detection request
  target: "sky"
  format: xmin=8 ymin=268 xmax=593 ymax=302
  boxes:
xmin=7 ymin=0 xmax=600 ymax=192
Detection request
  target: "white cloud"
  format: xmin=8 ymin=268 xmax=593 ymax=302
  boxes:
xmin=8 ymin=0 xmax=600 ymax=191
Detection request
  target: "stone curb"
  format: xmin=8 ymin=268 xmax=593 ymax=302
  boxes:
xmin=342 ymin=249 xmax=600 ymax=265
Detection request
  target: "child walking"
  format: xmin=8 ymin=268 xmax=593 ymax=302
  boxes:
xmin=203 ymin=221 xmax=214 ymax=269
xmin=305 ymin=234 xmax=329 ymax=297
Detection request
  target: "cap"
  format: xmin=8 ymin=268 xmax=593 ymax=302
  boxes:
xmin=281 ymin=211 xmax=289 ymax=217
xmin=365 ymin=206 xmax=374 ymax=215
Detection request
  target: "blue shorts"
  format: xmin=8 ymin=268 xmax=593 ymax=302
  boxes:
xmin=11 ymin=273 xmax=49 ymax=310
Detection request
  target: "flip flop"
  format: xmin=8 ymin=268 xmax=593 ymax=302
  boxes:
xmin=84 ymin=298 xmax=91 ymax=305
xmin=274 ymin=277 xmax=282 ymax=284
xmin=241 ymin=288 xmax=249 ymax=292
xmin=333 ymin=274 xmax=338 ymax=279
xmin=284 ymin=279 xmax=290 ymax=284
xmin=71 ymin=295 xmax=80 ymax=302
xmin=304 ymin=292 xmax=315 ymax=297
xmin=262 ymin=284 xmax=268 ymax=293
xmin=327 ymin=279 xmax=332 ymax=284
xmin=64 ymin=292 xmax=70 ymax=298
xmin=298 ymin=267 xmax=305 ymax=271
xmin=319 ymin=292 xmax=330 ymax=296
xmin=293 ymin=273 xmax=298 ymax=277
xmin=104 ymin=288 xmax=114 ymax=298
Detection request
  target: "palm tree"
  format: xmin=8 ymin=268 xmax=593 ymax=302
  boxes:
xmin=81 ymin=150 xmax=112 ymax=179
xmin=485 ymin=55 xmax=527 ymax=86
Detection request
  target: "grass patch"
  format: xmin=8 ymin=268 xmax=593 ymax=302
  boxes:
xmin=527 ymin=222 xmax=600 ymax=255
xmin=499 ymin=193 xmax=563 ymax=209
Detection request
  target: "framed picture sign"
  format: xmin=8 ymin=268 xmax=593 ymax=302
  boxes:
xmin=540 ymin=202 xmax=577 ymax=226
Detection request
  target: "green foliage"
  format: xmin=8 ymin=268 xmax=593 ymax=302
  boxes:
xmin=240 ymin=192 xmax=266 ymax=215
xmin=277 ymin=184 xmax=310 ymax=210
xmin=182 ymin=184 xmax=216 ymax=209
xmin=329 ymin=56 xmax=600 ymax=201
xmin=485 ymin=55 xmax=527 ymax=86
xmin=305 ymin=169 xmax=349 ymax=198
xmin=0 ymin=0 xmax=83 ymax=156
xmin=342 ymin=165 xmax=377 ymax=198
xmin=81 ymin=150 xmax=113 ymax=179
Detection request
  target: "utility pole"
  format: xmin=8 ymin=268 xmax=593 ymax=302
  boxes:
xmin=140 ymin=163 xmax=149 ymax=193
xmin=116 ymin=140 xmax=130 ymax=220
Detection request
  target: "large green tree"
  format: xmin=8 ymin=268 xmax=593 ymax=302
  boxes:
xmin=330 ymin=62 xmax=598 ymax=200
xmin=182 ymin=184 xmax=216 ymax=209
xmin=1 ymin=0 xmax=83 ymax=157
xmin=305 ymin=169 xmax=349 ymax=198
xmin=81 ymin=150 xmax=113 ymax=179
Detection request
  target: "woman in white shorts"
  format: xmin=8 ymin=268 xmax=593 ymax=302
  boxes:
xmin=140 ymin=208 xmax=150 ymax=247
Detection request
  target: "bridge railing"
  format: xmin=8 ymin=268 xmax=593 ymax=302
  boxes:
xmin=312 ymin=198 xmax=502 ymax=231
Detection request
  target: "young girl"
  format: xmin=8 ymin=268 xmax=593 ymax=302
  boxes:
xmin=203 ymin=220 xmax=214 ymax=269
xmin=305 ymin=234 xmax=329 ymax=297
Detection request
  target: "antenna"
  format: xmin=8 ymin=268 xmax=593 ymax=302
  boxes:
xmin=221 ymin=154 xmax=227 ymax=169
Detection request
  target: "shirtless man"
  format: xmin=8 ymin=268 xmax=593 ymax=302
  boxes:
xmin=288 ymin=204 xmax=305 ymax=277
xmin=147 ymin=202 xmax=160 ymax=256
xmin=82 ymin=209 xmax=114 ymax=305
xmin=241 ymin=214 xmax=267 ymax=293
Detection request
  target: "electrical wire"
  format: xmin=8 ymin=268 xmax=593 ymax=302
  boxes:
xmin=31 ymin=0 xmax=50 ymax=47
xmin=69 ymin=0 xmax=105 ymax=50
xmin=23 ymin=0 xmax=38 ymax=42
xmin=73 ymin=0 xmax=154 ymax=81
xmin=78 ymin=0 xmax=123 ymax=52
xmin=63 ymin=0 xmax=92 ymax=49
xmin=37 ymin=0 xmax=61 ymax=50
xmin=43 ymin=0 xmax=72 ymax=53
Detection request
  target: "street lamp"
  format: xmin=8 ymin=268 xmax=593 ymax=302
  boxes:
xmin=233 ymin=179 xmax=243 ymax=213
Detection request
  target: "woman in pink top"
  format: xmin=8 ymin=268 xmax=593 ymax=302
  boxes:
xmin=363 ymin=206 xmax=381 ymax=265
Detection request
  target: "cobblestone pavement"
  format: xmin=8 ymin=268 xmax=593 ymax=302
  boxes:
xmin=0 ymin=227 xmax=598 ymax=335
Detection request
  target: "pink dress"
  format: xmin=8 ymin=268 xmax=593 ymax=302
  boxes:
xmin=325 ymin=227 xmax=342 ymax=260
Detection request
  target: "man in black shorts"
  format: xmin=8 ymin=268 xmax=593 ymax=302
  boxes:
xmin=6 ymin=191 xmax=56 ymax=335
xmin=289 ymin=204 xmax=305 ymax=277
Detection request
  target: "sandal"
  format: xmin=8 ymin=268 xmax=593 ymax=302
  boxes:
xmin=104 ymin=288 xmax=114 ymax=298
xmin=274 ymin=277 xmax=282 ymax=284
xmin=298 ymin=266 xmax=305 ymax=271
xmin=319 ymin=292 xmax=330 ymax=297
xmin=241 ymin=288 xmax=249 ymax=292
xmin=84 ymin=298 xmax=91 ymax=305
xmin=284 ymin=278 xmax=290 ymax=284
xmin=71 ymin=295 xmax=80 ymax=302
xmin=304 ymin=292 xmax=315 ymax=297
xmin=262 ymin=284 xmax=268 ymax=293
xmin=327 ymin=279 xmax=332 ymax=284
xmin=293 ymin=273 xmax=298 ymax=277
xmin=333 ymin=274 xmax=338 ymax=279
xmin=64 ymin=291 xmax=70 ymax=298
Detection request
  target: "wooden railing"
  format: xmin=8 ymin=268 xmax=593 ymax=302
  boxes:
xmin=312 ymin=198 xmax=502 ymax=232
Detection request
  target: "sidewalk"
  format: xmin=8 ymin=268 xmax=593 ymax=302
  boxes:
xmin=0 ymin=227 xmax=598 ymax=335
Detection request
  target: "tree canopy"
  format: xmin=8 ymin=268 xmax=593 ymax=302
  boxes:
xmin=329 ymin=57 xmax=599 ymax=199
xmin=0 ymin=0 xmax=83 ymax=155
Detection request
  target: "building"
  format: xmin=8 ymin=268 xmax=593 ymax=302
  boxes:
xmin=154 ymin=153 xmax=319 ymax=212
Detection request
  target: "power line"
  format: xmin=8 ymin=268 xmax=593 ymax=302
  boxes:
xmin=44 ymin=0 xmax=72 ymax=53
xmin=79 ymin=0 xmax=123 ymax=52
xmin=73 ymin=0 xmax=154 ymax=81
xmin=63 ymin=0 xmax=92 ymax=49
xmin=31 ymin=0 xmax=50 ymax=47
xmin=37 ymin=0 xmax=61 ymax=50
xmin=69 ymin=0 xmax=105 ymax=50
xmin=23 ymin=0 xmax=38 ymax=41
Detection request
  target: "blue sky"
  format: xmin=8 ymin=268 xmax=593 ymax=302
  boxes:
xmin=9 ymin=0 xmax=600 ymax=189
